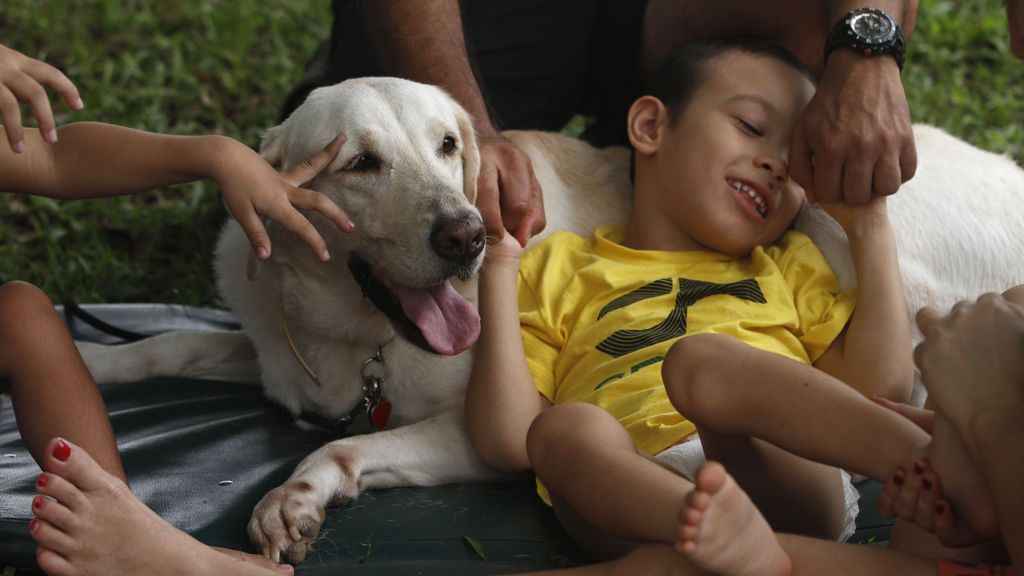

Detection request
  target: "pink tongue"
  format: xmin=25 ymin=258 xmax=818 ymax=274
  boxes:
xmin=391 ymin=281 xmax=481 ymax=355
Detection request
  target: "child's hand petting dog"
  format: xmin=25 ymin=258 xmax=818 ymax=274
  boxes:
xmin=484 ymin=225 xmax=524 ymax=272
xmin=214 ymin=134 xmax=352 ymax=262
xmin=0 ymin=43 xmax=84 ymax=152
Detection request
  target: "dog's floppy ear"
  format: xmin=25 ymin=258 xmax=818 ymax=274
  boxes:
xmin=456 ymin=107 xmax=481 ymax=204
xmin=260 ymin=125 xmax=285 ymax=170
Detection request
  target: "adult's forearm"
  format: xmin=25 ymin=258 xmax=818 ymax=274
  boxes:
xmin=364 ymin=0 xmax=495 ymax=135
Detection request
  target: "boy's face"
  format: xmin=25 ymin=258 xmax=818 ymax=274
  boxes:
xmin=642 ymin=51 xmax=815 ymax=257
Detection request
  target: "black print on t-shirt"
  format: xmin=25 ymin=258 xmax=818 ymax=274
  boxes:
xmin=596 ymin=277 xmax=766 ymax=358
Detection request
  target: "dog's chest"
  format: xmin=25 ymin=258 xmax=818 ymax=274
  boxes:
xmin=278 ymin=339 xmax=471 ymax=427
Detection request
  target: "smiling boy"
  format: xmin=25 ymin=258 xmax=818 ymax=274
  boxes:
xmin=465 ymin=39 xmax=925 ymax=561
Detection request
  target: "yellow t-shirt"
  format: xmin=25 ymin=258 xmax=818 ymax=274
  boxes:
xmin=519 ymin=226 xmax=857 ymax=459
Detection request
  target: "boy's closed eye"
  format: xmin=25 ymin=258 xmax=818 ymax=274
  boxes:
xmin=736 ymin=118 xmax=764 ymax=137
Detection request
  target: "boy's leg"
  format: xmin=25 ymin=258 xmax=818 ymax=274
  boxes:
xmin=681 ymin=461 xmax=939 ymax=576
xmin=0 ymin=281 xmax=124 ymax=482
xmin=524 ymin=462 xmax=940 ymax=576
xmin=662 ymin=334 xmax=931 ymax=537
xmin=526 ymin=402 xmax=695 ymax=557
xmin=664 ymin=333 xmax=930 ymax=485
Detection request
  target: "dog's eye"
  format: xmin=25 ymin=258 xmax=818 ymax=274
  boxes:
xmin=348 ymin=154 xmax=380 ymax=172
xmin=441 ymin=135 xmax=457 ymax=156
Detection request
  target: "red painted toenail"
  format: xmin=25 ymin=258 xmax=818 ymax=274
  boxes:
xmin=912 ymin=461 xmax=925 ymax=475
xmin=29 ymin=518 xmax=38 ymax=531
xmin=936 ymin=502 xmax=946 ymax=515
xmin=32 ymin=496 xmax=44 ymax=510
xmin=893 ymin=473 xmax=904 ymax=485
xmin=921 ymin=478 xmax=933 ymax=490
xmin=36 ymin=474 xmax=49 ymax=487
xmin=53 ymin=440 xmax=71 ymax=462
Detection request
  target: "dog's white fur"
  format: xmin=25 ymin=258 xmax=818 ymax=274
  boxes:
xmin=79 ymin=78 xmax=1024 ymax=563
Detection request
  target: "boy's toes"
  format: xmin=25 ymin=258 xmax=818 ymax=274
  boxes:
xmin=42 ymin=438 xmax=118 ymax=493
xmin=694 ymin=461 xmax=728 ymax=494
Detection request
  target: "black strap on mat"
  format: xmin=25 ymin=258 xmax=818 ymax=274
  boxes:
xmin=62 ymin=300 xmax=147 ymax=342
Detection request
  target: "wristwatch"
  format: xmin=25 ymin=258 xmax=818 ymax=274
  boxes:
xmin=824 ymin=7 xmax=906 ymax=71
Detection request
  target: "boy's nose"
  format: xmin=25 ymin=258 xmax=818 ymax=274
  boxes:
xmin=755 ymin=155 xmax=789 ymax=189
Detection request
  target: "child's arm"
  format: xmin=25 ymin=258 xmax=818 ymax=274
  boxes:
xmin=813 ymin=198 xmax=914 ymax=401
xmin=465 ymin=233 xmax=551 ymax=473
xmin=0 ymin=42 xmax=83 ymax=152
xmin=0 ymin=123 xmax=351 ymax=261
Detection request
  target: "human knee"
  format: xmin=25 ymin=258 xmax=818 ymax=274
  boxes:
xmin=0 ymin=282 xmax=56 ymax=333
xmin=663 ymin=334 xmax=738 ymax=422
xmin=526 ymin=403 xmax=613 ymax=469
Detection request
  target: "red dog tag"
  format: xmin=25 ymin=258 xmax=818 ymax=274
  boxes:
xmin=370 ymin=401 xmax=392 ymax=429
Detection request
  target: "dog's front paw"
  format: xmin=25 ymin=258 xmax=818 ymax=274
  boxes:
xmin=248 ymin=481 xmax=327 ymax=564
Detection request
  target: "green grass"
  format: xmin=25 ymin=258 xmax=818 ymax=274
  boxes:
xmin=0 ymin=0 xmax=1021 ymax=308
xmin=0 ymin=0 xmax=330 ymax=306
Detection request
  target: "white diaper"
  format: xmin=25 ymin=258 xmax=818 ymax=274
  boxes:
xmin=655 ymin=436 xmax=861 ymax=542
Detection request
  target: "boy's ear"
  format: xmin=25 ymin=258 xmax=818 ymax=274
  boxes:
xmin=627 ymin=96 xmax=666 ymax=156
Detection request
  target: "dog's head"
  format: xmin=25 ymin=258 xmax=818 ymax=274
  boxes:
xmin=259 ymin=77 xmax=484 ymax=356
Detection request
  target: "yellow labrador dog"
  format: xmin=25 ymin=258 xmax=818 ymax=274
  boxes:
xmin=80 ymin=77 xmax=1024 ymax=563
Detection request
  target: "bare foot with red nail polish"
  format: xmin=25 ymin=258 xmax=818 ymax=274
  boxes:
xmin=676 ymin=462 xmax=791 ymax=576
xmin=30 ymin=438 xmax=293 ymax=576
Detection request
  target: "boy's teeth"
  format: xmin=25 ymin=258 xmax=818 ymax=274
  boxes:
xmin=729 ymin=179 xmax=766 ymax=216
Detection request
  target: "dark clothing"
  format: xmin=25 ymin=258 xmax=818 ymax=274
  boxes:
xmin=280 ymin=0 xmax=648 ymax=147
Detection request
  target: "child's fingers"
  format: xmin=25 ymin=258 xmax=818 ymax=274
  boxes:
xmin=283 ymin=134 xmax=345 ymax=187
xmin=263 ymin=202 xmax=331 ymax=262
xmin=0 ymin=84 xmax=26 ymax=152
xmin=287 ymin=186 xmax=354 ymax=233
xmin=876 ymin=468 xmax=904 ymax=517
xmin=9 ymin=73 xmax=58 ymax=142
xmin=892 ymin=460 xmax=929 ymax=521
xmin=24 ymin=58 xmax=83 ymax=110
xmin=871 ymin=396 xmax=934 ymax=433
xmin=233 ymin=208 xmax=272 ymax=260
xmin=912 ymin=470 xmax=941 ymax=533
xmin=931 ymin=499 xmax=962 ymax=547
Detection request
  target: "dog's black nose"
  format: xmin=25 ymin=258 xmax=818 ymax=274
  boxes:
xmin=431 ymin=214 xmax=485 ymax=263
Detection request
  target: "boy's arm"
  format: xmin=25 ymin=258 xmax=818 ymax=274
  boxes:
xmin=465 ymin=235 xmax=550 ymax=473
xmin=813 ymin=201 xmax=914 ymax=400
xmin=0 ymin=122 xmax=350 ymax=260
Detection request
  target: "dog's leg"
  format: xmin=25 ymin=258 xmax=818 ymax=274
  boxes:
xmin=77 ymin=331 xmax=260 ymax=384
xmin=247 ymin=409 xmax=500 ymax=563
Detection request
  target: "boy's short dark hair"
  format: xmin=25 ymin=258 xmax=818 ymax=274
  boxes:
xmin=628 ymin=38 xmax=815 ymax=183
xmin=647 ymin=37 xmax=816 ymax=124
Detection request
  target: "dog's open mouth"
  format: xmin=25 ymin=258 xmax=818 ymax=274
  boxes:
xmin=348 ymin=256 xmax=480 ymax=355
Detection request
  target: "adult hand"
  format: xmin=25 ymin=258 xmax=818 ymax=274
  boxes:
xmin=475 ymin=131 xmax=546 ymax=248
xmin=914 ymin=294 xmax=1024 ymax=438
xmin=218 ymin=135 xmax=352 ymax=261
xmin=790 ymin=51 xmax=915 ymax=205
xmin=0 ymin=43 xmax=83 ymax=152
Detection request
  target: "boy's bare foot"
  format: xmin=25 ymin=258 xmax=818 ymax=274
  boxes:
xmin=29 ymin=437 xmax=292 ymax=576
xmin=676 ymin=462 xmax=791 ymax=576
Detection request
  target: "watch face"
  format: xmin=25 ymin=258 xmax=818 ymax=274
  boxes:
xmin=850 ymin=11 xmax=895 ymax=43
